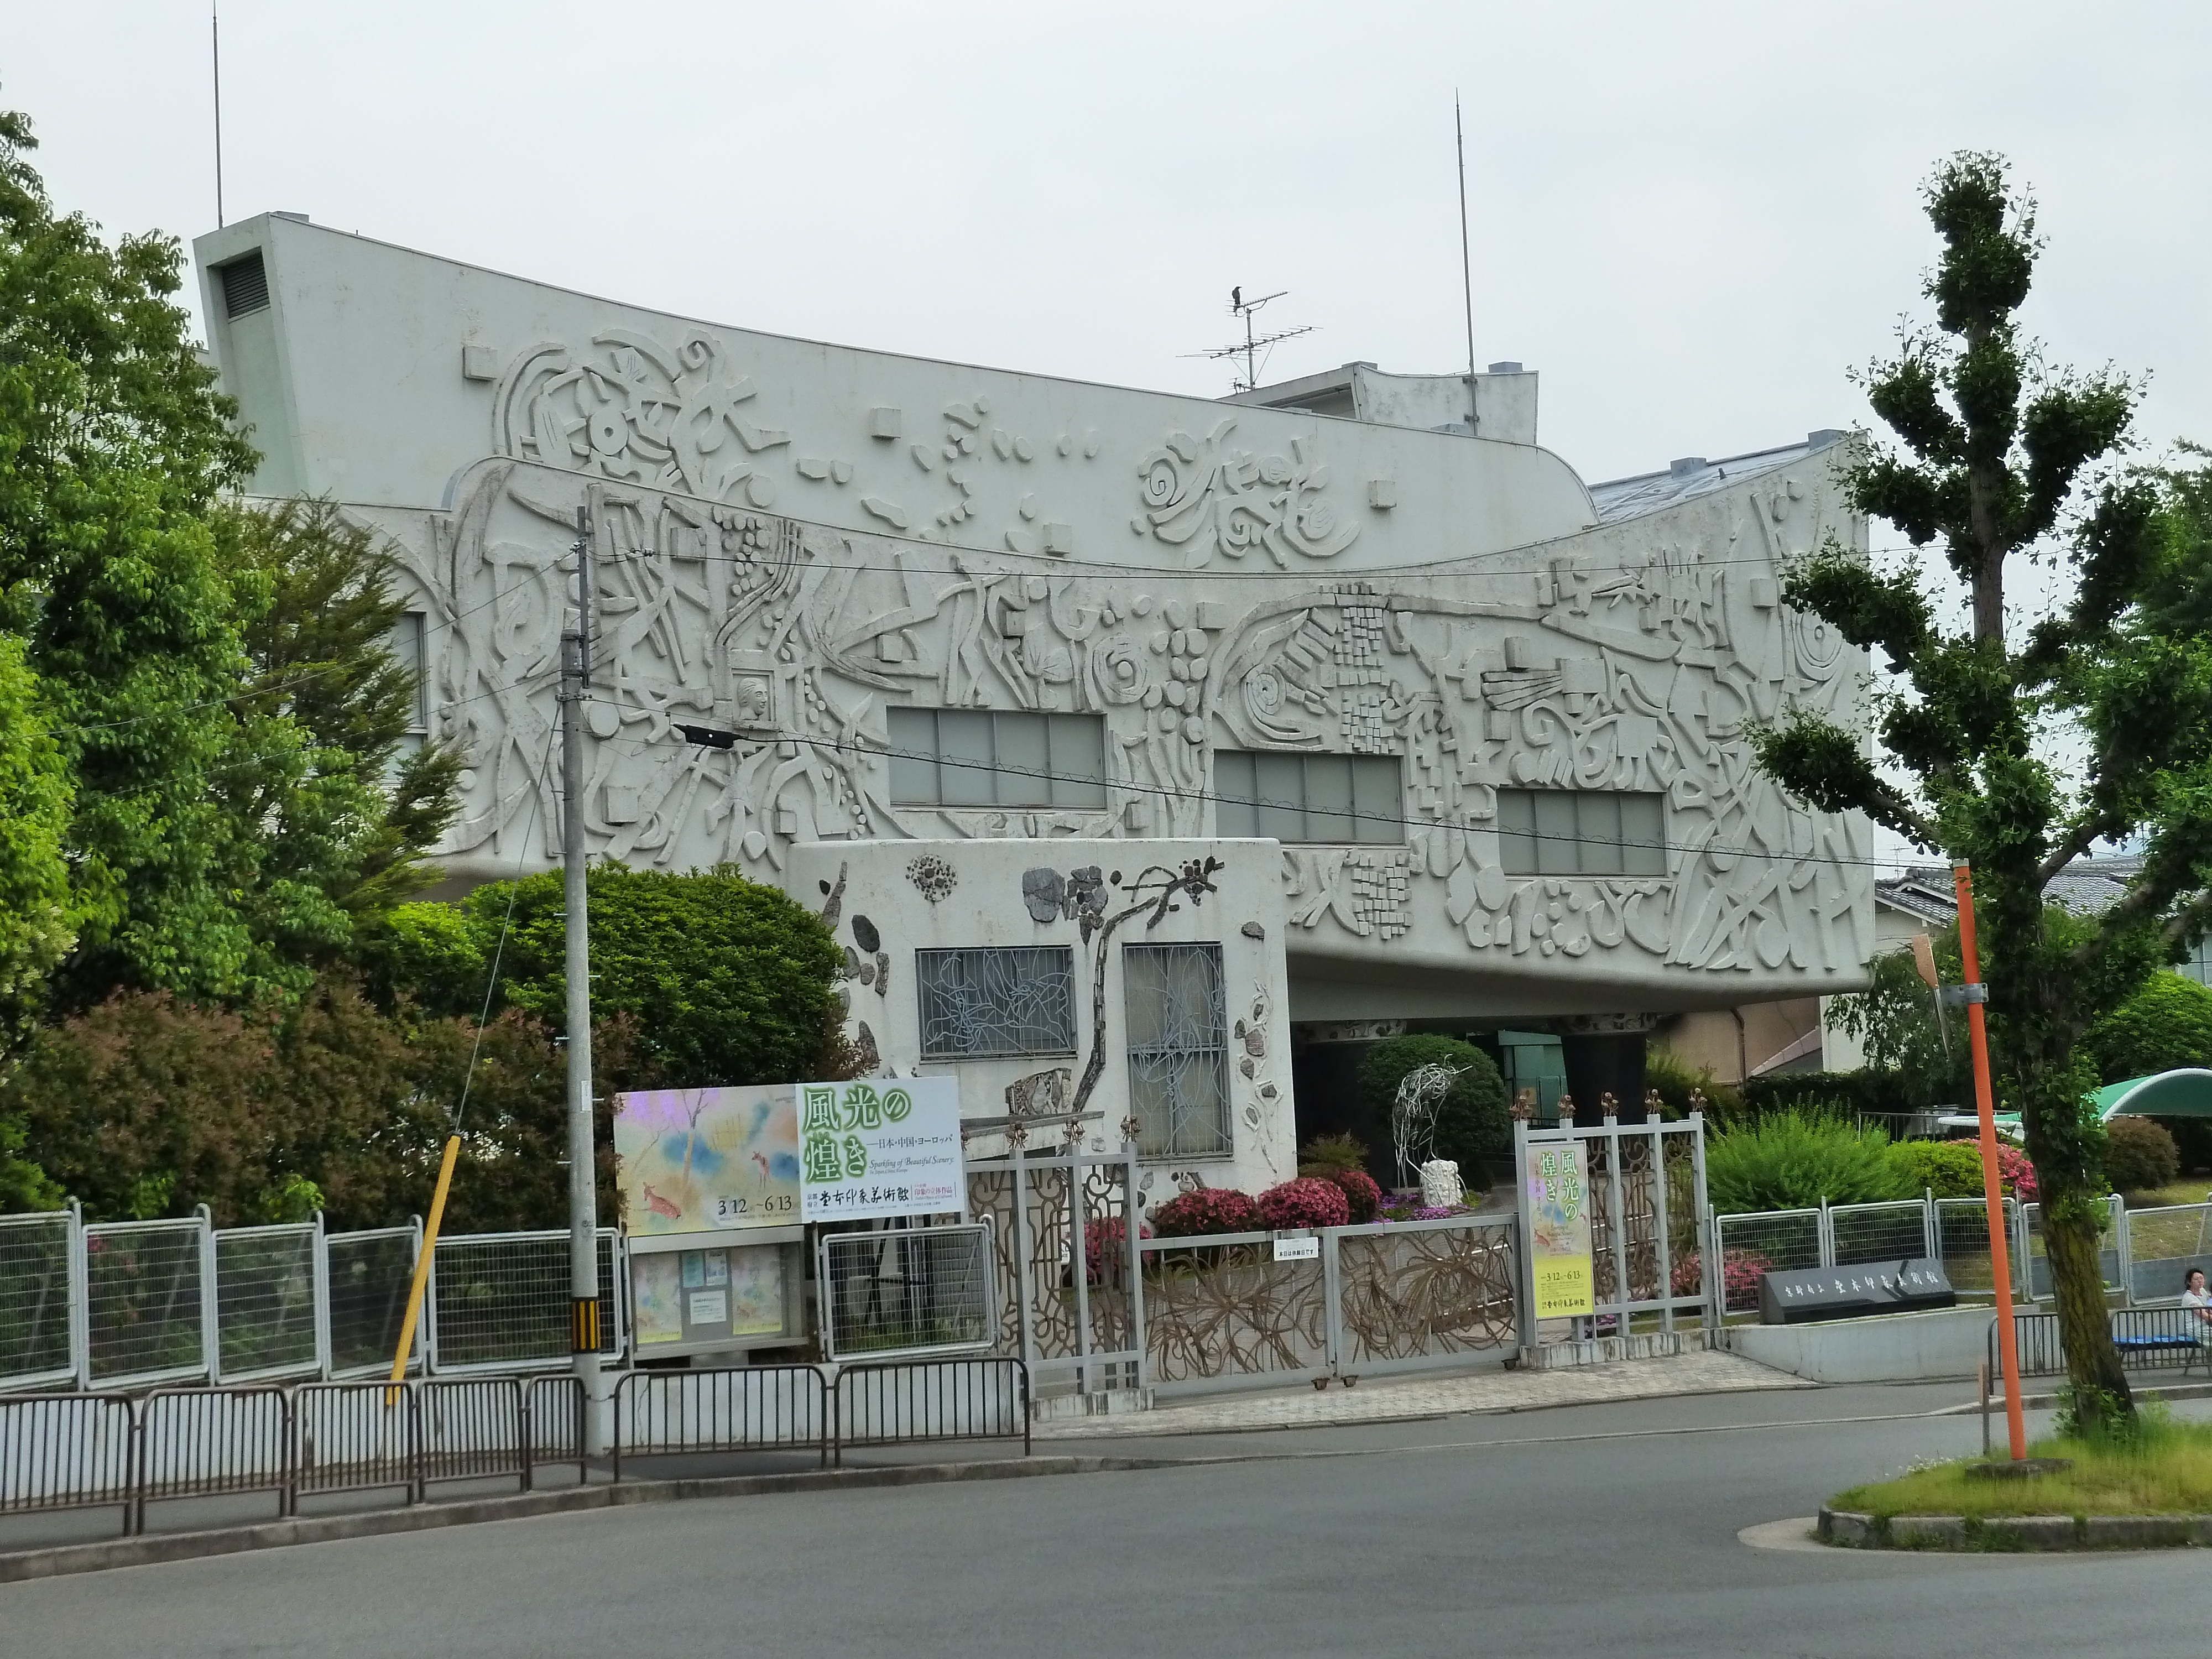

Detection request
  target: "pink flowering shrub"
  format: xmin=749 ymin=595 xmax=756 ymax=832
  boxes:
xmin=1327 ymin=1167 xmax=1383 ymax=1224
xmin=1149 ymin=1187 xmax=1260 ymax=1238
xmin=1671 ymin=1248 xmax=1774 ymax=1310
xmin=1996 ymin=1145 xmax=2038 ymax=1201
xmin=1083 ymin=1216 xmax=1152 ymax=1284
xmin=1255 ymin=1177 xmax=1352 ymax=1231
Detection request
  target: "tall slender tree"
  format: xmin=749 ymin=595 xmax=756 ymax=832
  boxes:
xmin=1754 ymin=153 xmax=2211 ymax=1430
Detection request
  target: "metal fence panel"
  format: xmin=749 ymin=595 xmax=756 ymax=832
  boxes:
xmin=526 ymin=1374 xmax=588 ymax=1488
xmin=1935 ymin=1198 xmax=2018 ymax=1295
xmin=818 ymin=1226 xmax=994 ymax=1363
xmin=86 ymin=1219 xmax=209 ymax=1388
xmin=612 ymin=1366 xmax=830 ymax=1478
xmin=1828 ymin=1201 xmax=1929 ymax=1268
xmin=295 ymin=1382 xmax=415 ymax=1501
xmin=1332 ymin=1219 xmax=1519 ymax=1373
xmin=2123 ymin=1203 xmax=2212 ymax=1303
xmin=832 ymin=1358 xmax=1029 ymax=1463
xmin=213 ymin=1224 xmax=320 ymax=1383
xmin=1139 ymin=1232 xmax=1329 ymax=1394
xmin=327 ymin=1225 xmax=419 ymax=1378
xmin=2021 ymin=1199 xmax=2125 ymax=1300
xmin=135 ymin=1387 xmax=292 ymax=1529
xmin=417 ymin=1377 xmax=525 ymax=1493
xmin=0 ymin=1394 xmax=133 ymax=1517
xmin=0 ymin=1211 xmax=75 ymax=1391
xmin=1710 ymin=1209 xmax=1821 ymax=1314
xmin=427 ymin=1230 xmax=622 ymax=1373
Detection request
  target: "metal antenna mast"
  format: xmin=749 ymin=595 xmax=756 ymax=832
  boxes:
xmin=211 ymin=4 xmax=225 ymax=227
xmin=1455 ymin=92 xmax=1477 ymax=435
xmin=1186 ymin=287 xmax=1315 ymax=395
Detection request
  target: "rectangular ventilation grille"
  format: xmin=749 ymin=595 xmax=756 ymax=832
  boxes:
xmin=220 ymin=252 xmax=269 ymax=318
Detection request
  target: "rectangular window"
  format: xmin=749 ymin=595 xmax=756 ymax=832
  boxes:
xmin=915 ymin=947 xmax=1077 ymax=1060
xmin=1215 ymin=750 xmax=1401 ymax=843
xmin=887 ymin=708 xmax=1106 ymax=810
xmin=392 ymin=613 xmax=429 ymax=733
xmin=1123 ymin=943 xmax=1231 ymax=1158
xmin=220 ymin=252 xmax=270 ymax=318
xmin=1496 ymin=789 xmax=1666 ymax=877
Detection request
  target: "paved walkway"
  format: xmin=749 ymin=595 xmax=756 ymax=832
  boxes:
xmin=1033 ymin=1348 xmax=1812 ymax=1439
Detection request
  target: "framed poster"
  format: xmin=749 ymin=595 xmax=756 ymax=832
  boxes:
xmin=613 ymin=1085 xmax=801 ymax=1237
xmin=1524 ymin=1140 xmax=1595 ymax=1318
xmin=628 ymin=1233 xmax=800 ymax=1353
xmin=798 ymin=1076 xmax=966 ymax=1223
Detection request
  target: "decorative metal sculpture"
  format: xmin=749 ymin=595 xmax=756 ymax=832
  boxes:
xmin=1390 ymin=1062 xmax=1467 ymax=1193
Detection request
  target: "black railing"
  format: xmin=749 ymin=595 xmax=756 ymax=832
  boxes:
xmin=612 ymin=1364 xmax=830 ymax=1480
xmin=833 ymin=1358 xmax=1030 ymax=1466
xmin=1991 ymin=1307 xmax=2212 ymax=1381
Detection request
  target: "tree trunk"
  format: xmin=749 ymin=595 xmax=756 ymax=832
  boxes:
xmin=2043 ymin=1200 xmax=2132 ymax=1429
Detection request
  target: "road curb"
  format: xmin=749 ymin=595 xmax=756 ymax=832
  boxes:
xmin=1817 ymin=1504 xmax=2212 ymax=1551
xmin=0 ymin=1456 xmax=1171 ymax=1584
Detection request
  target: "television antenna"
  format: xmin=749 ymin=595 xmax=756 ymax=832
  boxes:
xmin=1185 ymin=286 xmax=1316 ymax=394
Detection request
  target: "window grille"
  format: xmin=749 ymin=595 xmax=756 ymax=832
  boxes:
xmin=1496 ymin=789 xmax=1666 ymax=877
xmin=1123 ymin=943 xmax=1230 ymax=1157
xmin=916 ymin=947 xmax=1077 ymax=1060
xmin=887 ymin=708 xmax=1105 ymax=808
xmin=1214 ymin=751 xmax=1401 ymax=843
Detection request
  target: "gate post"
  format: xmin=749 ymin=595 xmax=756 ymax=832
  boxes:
xmin=1009 ymin=1136 xmax=1035 ymax=1369
xmin=1069 ymin=1149 xmax=1092 ymax=1397
xmin=1511 ymin=1117 xmax=1537 ymax=1357
xmin=1124 ymin=1141 xmax=1146 ymax=1392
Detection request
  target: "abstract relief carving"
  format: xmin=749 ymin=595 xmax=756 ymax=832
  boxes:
xmin=1134 ymin=418 xmax=1358 ymax=568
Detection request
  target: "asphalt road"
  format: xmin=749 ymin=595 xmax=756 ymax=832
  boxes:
xmin=5 ymin=1384 xmax=2204 ymax=1659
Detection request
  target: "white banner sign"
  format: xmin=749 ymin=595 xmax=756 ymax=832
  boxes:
xmin=799 ymin=1076 xmax=966 ymax=1223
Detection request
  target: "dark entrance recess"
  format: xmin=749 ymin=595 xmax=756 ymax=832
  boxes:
xmin=1561 ymin=1031 xmax=1649 ymax=1126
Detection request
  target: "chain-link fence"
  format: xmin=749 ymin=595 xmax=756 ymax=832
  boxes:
xmin=0 ymin=1212 xmax=75 ymax=1390
xmin=214 ymin=1224 xmax=321 ymax=1382
xmin=1934 ymin=1197 xmax=2016 ymax=1293
xmin=427 ymin=1229 xmax=622 ymax=1373
xmin=2021 ymin=1198 xmax=2126 ymax=1300
xmin=85 ymin=1218 xmax=209 ymax=1389
xmin=326 ymin=1225 xmax=419 ymax=1378
xmin=818 ymin=1225 xmax=994 ymax=1362
xmin=2122 ymin=1203 xmax=2212 ymax=1303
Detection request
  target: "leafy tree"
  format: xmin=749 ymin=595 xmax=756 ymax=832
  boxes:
xmin=1358 ymin=1034 xmax=1509 ymax=1188
xmin=1823 ymin=925 xmax=1974 ymax=1109
xmin=385 ymin=864 xmax=851 ymax=1088
xmin=0 ymin=633 xmax=74 ymax=1030
xmin=2103 ymin=1117 xmax=2179 ymax=1197
xmin=1751 ymin=152 xmax=2212 ymax=1427
xmin=2084 ymin=972 xmax=2212 ymax=1084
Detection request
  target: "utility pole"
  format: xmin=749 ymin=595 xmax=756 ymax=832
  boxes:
xmin=561 ymin=504 xmax=603 ymax=1446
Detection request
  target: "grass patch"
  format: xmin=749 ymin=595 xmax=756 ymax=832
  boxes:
xmin=1834 ymin=1417 xmax=2212 ymax=1519
xmin=2124 ymin=1180 xmax=2212 ymax=1212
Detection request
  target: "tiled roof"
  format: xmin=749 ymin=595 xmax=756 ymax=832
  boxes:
xmin=1875 ymin=855 xmax=2146 ymax=924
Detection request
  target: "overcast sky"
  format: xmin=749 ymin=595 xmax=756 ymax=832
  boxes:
xmin=9 ymin=3 xmax=2211 ymax=872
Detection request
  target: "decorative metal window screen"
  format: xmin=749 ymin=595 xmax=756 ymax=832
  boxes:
xmin=886 ymin=708 xmax=1105 ymax=808
xmin=916 ymin=946 xmax=1077 ymax=1059
xmin=1214 ymin=751 xmax=1401 ymax=843
xmin=1123 ymin=943 xmax=1231 ymax=1157
xmin=1496 ymin=789 xmax=1666 ymax=876
xmin=817 ymin=1225 xmax=994 ymax=1361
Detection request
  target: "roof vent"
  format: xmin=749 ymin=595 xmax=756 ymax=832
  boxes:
xmin=1486 ymin=361 xmax=1525 ymax=374
xmin=218 ymin=252 xmax=269 ymax=319
xmin=1668 ymin=456 xmax=1708 ymax=478
xmin=1807 ymin=428 xmax=1847 ymax=446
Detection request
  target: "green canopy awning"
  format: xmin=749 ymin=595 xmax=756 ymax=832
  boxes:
xmin=2092 ymin=1069 xmax=2212 ymax=1120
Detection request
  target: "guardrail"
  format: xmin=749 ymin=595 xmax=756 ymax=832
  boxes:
xmin=0 ymin=1362 xmax=1033 ymax=1538
xmin=1991 ymin=1307 xmax=2212 ymax=1382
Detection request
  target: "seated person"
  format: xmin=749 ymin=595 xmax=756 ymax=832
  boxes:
xmin=2184 ymin=1269 xmax=2212 ymax=1335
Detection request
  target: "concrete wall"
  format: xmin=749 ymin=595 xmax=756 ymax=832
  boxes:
xmin=1724 ymin=1305 xmax=1993 ymax=1383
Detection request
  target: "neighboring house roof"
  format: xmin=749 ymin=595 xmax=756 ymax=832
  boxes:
xmin=1874 ymin=855 xmax=2147 ymax=927
xmin=1587 ymin=432 xmax=1848 ymax=524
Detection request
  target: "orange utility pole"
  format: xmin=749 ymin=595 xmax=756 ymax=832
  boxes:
xmin=1954 ymin=864 xmax=2027 ymax=1460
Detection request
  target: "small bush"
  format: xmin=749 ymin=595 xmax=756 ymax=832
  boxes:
xmin=2106 ymin=1116 xmax=2181 ymax=1196
xmin=1705 ymin=1108 xmax=1915 ymax=1214
xmin=1897 ymin=1137 xmax=2039 ymax=1200
xmin=1147 ymin=1187 xmax=1259 ymax=1238
xmin=1255 ymin=1177 xmax=1351 ymax=1231
xmin=1326 ymin=1167 xmax=1382 ymax=1223
xmin=1296 ymin=1133 xmax=1369 ymax=1176
xmin=1645 ymin=1048 xmax=1746 ymax=1124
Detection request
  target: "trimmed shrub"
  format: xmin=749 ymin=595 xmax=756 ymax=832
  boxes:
xmin=1645 ymin=1048 xmax=1746 ymax=1124
xmin=1147 ymin=1187 xmax=1259 ymax=1238
xmin=1296 ymin=1133 xmax=1369 ymax=1176
xmin=1898 ymin=1137 xmax=2039 ymax=1200
xmin=2105 ymin=1116 xmax=2181 ymax=1196
xmin=1741 ymin=1069 xmax=1920 ymax=1122
xmin=1327 ymin=1167 xmax=1383 ymax=1223
xmin=1704 ymin=1108 xmax=1916 ymax=1214
xmin=1255 ymin=1177 xmax=1351 ymax=1231
xmin=1357 ymin=1035 xmax=1510 ymax=1173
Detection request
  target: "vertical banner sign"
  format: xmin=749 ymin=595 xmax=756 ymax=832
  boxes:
xmin=1525 ymin=1140 xmax=1596 ymax=1318
xmin=800 ymin=1076 xmax=966 ymax=1222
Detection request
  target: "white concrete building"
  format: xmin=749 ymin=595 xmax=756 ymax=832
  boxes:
xmin=191 ymin=213 xmax=1876 ymax=1198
